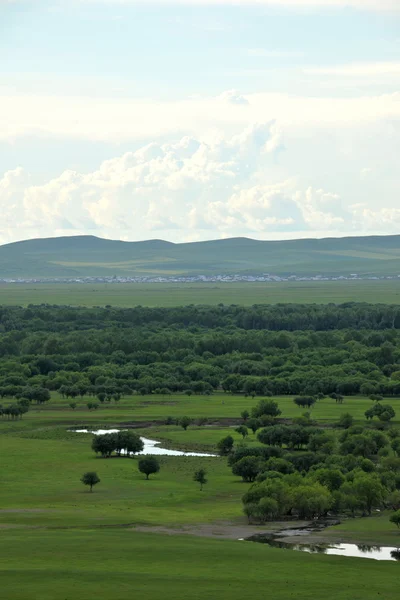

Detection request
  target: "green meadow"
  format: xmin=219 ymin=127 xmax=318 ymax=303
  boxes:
xmin=2 ymin=279 xmax=400 ymax=307
xmin=2 ymin=529 xmax=399 ymax=600
xmin=2 ymin=389 xmax=400 ymax=598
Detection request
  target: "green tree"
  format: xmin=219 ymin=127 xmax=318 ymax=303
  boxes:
xmin=179 ymin=416 xmax=192 ymax=431
xmin=232 ymin=456 xmax=263 ymax=482
xmin=390 ymin=511 xmax=400 ymax=529
xmin=138 ymin=456 xmax=160 ymax=480
xmin=337 ymin=413 xmax=354 ymax=429
xmin=81 ymin=471 xmax=100 ymax=492
xmin=353 ymin=474 xmax=386 ymax=515
xmin=116 ymin=431 xmax=144 ymax=457
xmin=251 ymin=399 xmax=281 ymax=419
xmin=69 ymin=402 xmax=77 ymax=410
xmin=294 ymin=396 xmax=316 ymax=410
xmin=235 ymin=425 xmax=249 ymax=439
xmin=217 ymin=435 xmax=234 ymax=456
xmin=193 ymin=468 xmax=208 ymax=491
xmin=247 ymin=418 xmax=261 ymax=434
xmin=241 ymin=410 xmax=249 ymax=422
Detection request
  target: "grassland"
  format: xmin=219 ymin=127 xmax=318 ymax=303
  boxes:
xmin=2 ymin=391 xmax=400 ymax=599
xmin=2 ymin=279 xmax=400 ymax=307
xmin=3 ymin=529 xmax=400 ymax=600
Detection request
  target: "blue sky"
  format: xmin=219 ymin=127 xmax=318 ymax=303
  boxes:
xmin=1 ymin=0 xmax=400 ymax=243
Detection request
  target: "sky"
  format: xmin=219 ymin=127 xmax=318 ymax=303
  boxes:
xmin=1 ymin=0 xmax=399 ymax=244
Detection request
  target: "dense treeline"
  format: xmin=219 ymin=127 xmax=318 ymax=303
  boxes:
xmin=222 ymin=400 xmax=400 ymax=521
xmin=1 ymin=304 xmax=400 ymax=403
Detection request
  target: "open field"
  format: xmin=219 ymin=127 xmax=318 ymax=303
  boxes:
xmin=2 ymin=390 xmax=400 ymax=598
xmin=2 ymin=279 xmax=400 ymax=306
xmin=2 ymin=529 xmax=399 ymax=600
xmin=5 ymin=391 xmax=400 ymax=426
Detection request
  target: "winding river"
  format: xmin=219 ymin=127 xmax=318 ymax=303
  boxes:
xmin=73 ymin=428 xmax=216 ymax=457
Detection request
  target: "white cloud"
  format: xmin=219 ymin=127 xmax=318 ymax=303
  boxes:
xmin=246 ymin=49 xmax=305 ymax=58
xmin=305 ymin=62 xmax=400 ymax=76
xmin=77 ymin=0 xmax=400 ymax=12
xmin=1 ymin=122 xmax=398 ymax=244
xmin=218 ymin=90 xmax=249 ymax=105
xmin=1 ymin=90 xmax=399 ymax=143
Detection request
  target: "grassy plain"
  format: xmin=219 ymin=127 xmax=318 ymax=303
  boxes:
xmin=2 ymin=391 xmax=400 ymax=598
xmin=2 ymin=279 xmax=400 ymax=306
xmin=2 ymin=529 xmax=399 ymax=600
xmin=15 ymin=391 xmax=400 ymax=425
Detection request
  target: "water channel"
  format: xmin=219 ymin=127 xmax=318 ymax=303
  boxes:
xmin=73 ymin=428 xmax=216 ymax=457
xmin=247 ymin=534 xmax=400 ymax=561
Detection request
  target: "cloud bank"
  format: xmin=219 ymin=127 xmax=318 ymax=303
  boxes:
xmin=1 ymin=122 xmax=399 ymax=245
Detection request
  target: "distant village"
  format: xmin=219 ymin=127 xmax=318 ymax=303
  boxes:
xmin=1 ymin=273 xmax=400 ymax=284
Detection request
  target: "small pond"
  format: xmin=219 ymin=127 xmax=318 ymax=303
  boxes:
xmin=73 ymin=429 xmax=216 ymax=457
xmin=248 ymin=536 xmax=400 ymax=562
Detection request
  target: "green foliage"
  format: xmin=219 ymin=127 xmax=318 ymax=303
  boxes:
xmin=251 ymin=400 xmax=281 ymax=419
xmin=80 ymin=471 xmax=100 ymax=492
xmin=365 ymin=403 xmax=396 ymax=422
xmin=138 ymin=456 xmax=160 ymax=480
xmin=337 ymin=413 xmax=354 ymax=429
xmin=193 ymin=468 xmax=208 ymax=491
xmin=294 ymin=396 xmax=316 ymax=410
xmin=217 ymin=435 xmax=234 ymax=456
xmin=235 ymin=425 xmax=249 ymax=439
xmin=232 ymin=456 xmax=263 ymax=482
xmin=179 ymin=416 xmax=192 ymax=431
xmin=91 ymin=431 xmax=144 ymax=458
xmin=390 ymin=510 xmax=400 ymax=529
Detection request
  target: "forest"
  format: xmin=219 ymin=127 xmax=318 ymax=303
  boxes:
xmin=1 ymin=304 xmax=400 ymax=411
xmin=0 ymin=304 xmax=400 ymax=412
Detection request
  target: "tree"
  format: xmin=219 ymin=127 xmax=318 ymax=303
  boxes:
xmin=365 ymin=403 xmax=396 ymax=422
xmin=390 ymin=510 xmax=400 ymax=529
xmin=290 ymin=483 xmax=332 ymax=519
xmin=241 ymin=410 xmax=249 ymax=422
xmin=311 ymin=468 xmax=345 ymax=492
xmin=91 ymin=432 xmax=118 ymax=458
xmin=247 ymin=418 xmax=261 ymax=434
xmin=116 ymin=431 xmax=144 ymax=456
xmin=179 ymin=416 xmax=192 ymax=431
xmin=232 ymin=456 xmax=263 ymax=482
xmin=138 ymin=456 xmax=160 ymax=480
xmin=69 ymin=402 xmax=77 ymax=410
xmin=337 ymin=413 xmax=354 ymax=429
xmin=235 ymin=425 xmax=249 ymax=439
xmin=194 ymin=468 xmax=208 ymax=491
xmin=81 ymin=471 xmax=100 ymax=492
xmin=217 ymin=435 xmax=234 ymax=456
xmin=251 ymin=399 xmax=281 ymax=419
xmin=353 ymin=474 xmax=386 ymax=515
xmin=294 ymin=396 xmax=316 ymax=410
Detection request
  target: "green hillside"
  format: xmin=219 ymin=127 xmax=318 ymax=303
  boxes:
xmin=0 ymin=234 xmax=400 ymax=278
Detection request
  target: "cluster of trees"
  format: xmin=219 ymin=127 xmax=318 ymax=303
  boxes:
xmin=91 ymin=431 xmax=144 ymax=457
xmin=220 ymin=404 xmax=400 ymax=522
xmin=0 ymin=397 xmax=30 ymax=420
xmin=0 ymin=305 xmax=400 ymax=408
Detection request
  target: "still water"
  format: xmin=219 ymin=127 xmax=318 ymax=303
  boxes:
xmin=73 ymin=428 xmax=216 ymax=457
xmin=249 ymin=536 xmax=400 ymax=562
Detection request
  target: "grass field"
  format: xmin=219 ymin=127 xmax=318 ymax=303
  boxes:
xmin=2 ymin=279 xmax=400 ymax=306
xmin=14 ymin=391 xmax=400 ymax=425
xmin=2 ymin=390 xmax=400 ymax=598
xmin=2 ymin=529 xmax=399 ymax=600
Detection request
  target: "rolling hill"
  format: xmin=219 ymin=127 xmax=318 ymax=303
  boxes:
xmin=0 ymin=234 xmax=400 ymax=278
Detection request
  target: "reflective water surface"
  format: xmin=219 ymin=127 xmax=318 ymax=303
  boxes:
xmin=249 ymin=536 xmax=400 ymax=561
xmin=73 ymin=429 xmax=216 ymax=457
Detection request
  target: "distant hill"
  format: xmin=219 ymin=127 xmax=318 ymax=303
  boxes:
xmin=0 ymin=234 xmax=400 ymax=278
